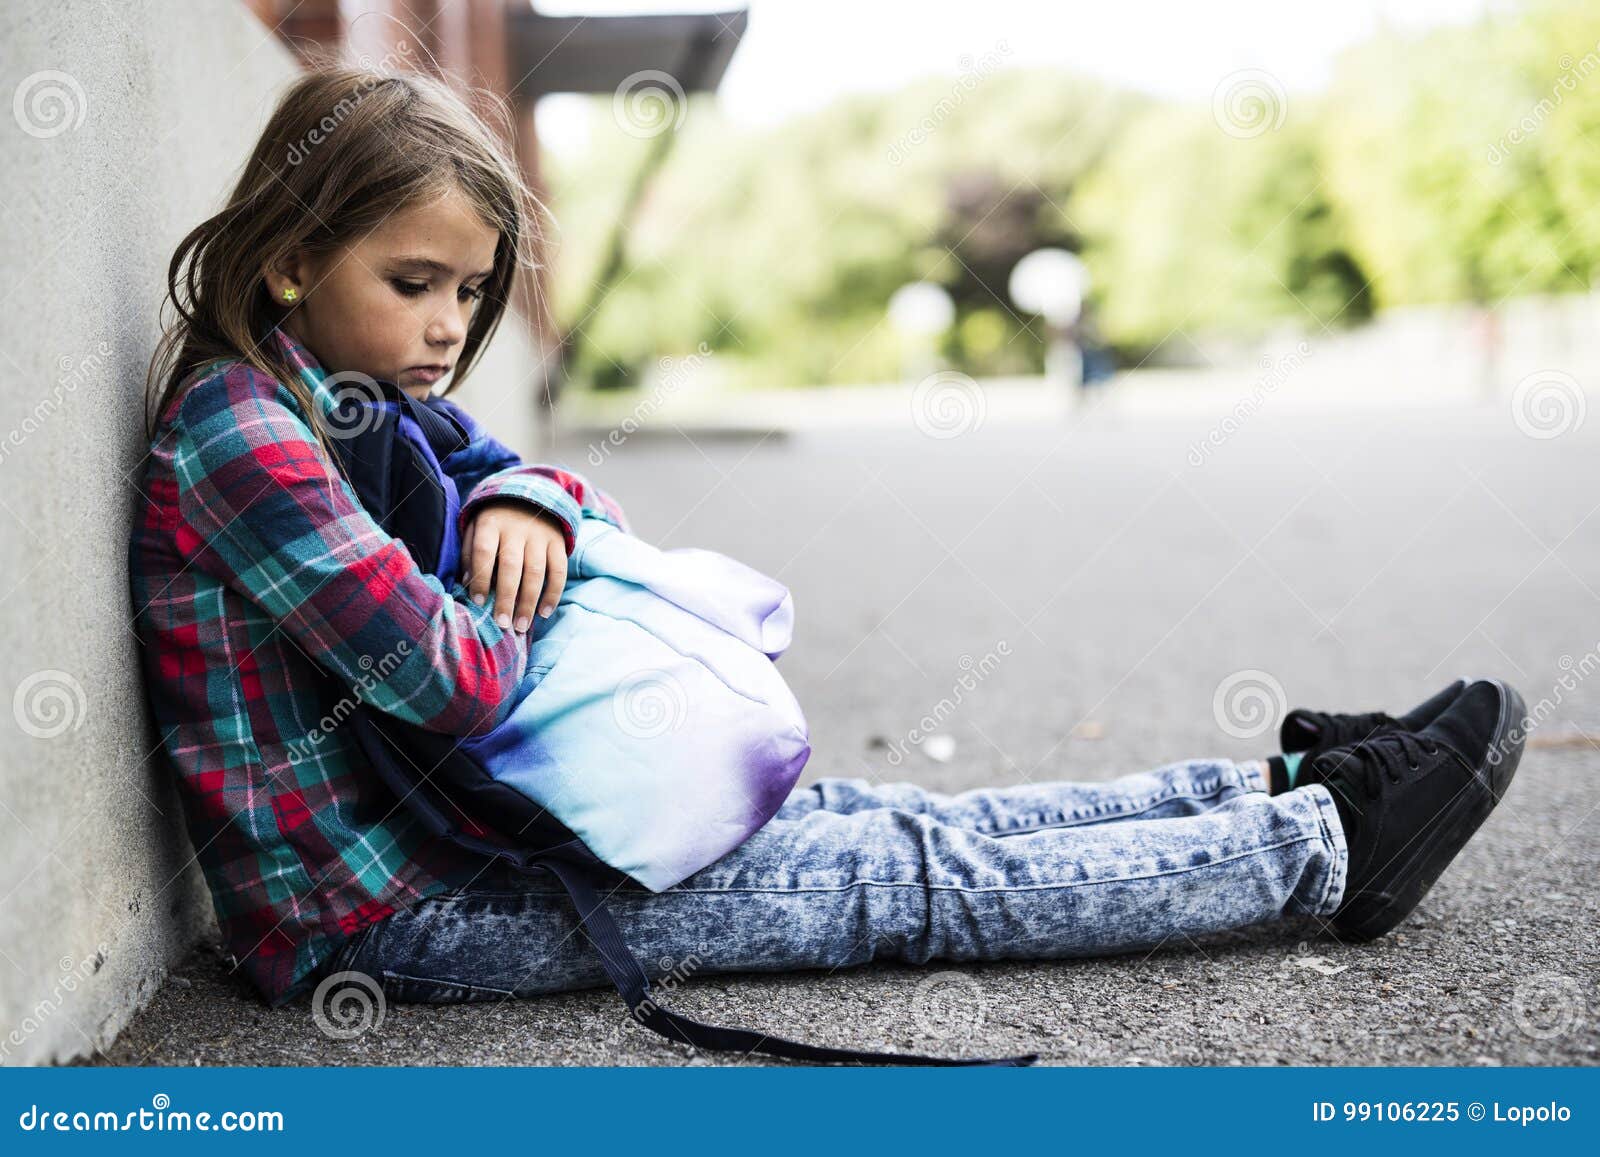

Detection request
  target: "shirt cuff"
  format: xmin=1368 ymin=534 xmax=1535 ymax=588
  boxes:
xmin=459 ymin=473 xmax=583 ymax=555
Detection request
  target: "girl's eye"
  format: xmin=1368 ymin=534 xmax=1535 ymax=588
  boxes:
xmin=393 ymin=279 xmax=485 ymax=301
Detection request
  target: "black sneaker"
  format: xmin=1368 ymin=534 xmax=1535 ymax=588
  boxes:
xmin=1280 ymin=678 xmax=1466 ymax=757
xmin=1300 ymin=678 xmax=1526 ymax=941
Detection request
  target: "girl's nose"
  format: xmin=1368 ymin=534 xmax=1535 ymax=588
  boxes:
xmin=427 ymin=306 xmax=467 ymax=346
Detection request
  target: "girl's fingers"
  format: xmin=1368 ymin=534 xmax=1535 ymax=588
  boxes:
xmin=468 ymin=522 xmax=500 ymax=606
xmin=540 ymin=538 xmax=568 ymax=619
xmin=462 ymin=508 xmax=569 ymax=631
xmin=458 ymin=521 xmax=476 ymax=593
xmin=513 ymin=551 xmax=544 ymax=632
xmin=493 ymin=538 xmax=527 ymax=629
xmin=513 ymin=532 xmax=567 ymax=630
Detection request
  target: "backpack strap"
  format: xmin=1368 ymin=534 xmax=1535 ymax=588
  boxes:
xmin=321 ymin=377 xmax=471 ymax=581
xmin=349 ymin=710 xmax=1036 ymax=1068
xmin=533 ymin=853 xmax=1038 ymax=1068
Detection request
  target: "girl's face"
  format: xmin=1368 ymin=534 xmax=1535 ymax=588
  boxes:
xmin=268 ymin=187 xmax=500 ymax=400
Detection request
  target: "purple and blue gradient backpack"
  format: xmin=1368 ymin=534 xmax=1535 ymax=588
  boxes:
xmin=325 ymin=379 xmax=1034 ymax=1068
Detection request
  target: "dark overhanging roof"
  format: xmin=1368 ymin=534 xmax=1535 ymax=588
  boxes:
xmin=506 ymin=6 xmax=749 ymax=100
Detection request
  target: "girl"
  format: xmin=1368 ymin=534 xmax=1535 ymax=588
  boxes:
xmin=131 ymin=65 xmax=1524 ymax=1060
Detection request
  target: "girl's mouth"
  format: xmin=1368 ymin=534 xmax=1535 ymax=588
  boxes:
xmin=407 ymin=365 xmax=449 ymax=384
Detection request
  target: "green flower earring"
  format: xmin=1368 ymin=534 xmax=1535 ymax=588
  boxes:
xmin=282 ymin=287 xmax=297 ymax=302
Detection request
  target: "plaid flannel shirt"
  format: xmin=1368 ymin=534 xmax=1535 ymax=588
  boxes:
xmin=128 ymin=324 xmax=628 ymax=1006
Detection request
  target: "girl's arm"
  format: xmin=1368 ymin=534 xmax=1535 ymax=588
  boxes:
xmin=431 ymin=396 xmax=631 ymax=555
xmin=171 ymin=368 xmax=530 ymax=738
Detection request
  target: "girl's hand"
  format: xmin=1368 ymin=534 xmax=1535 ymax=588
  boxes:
xmin=460 ymin=500 xmax=568 ymax=633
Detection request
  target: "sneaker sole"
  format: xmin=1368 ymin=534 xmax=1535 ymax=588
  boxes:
xmin=1330 ymin=679 xmax=1526 ymax=941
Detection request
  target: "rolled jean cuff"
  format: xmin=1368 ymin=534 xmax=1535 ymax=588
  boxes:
xmin=1299 ymin=782 xmax=1350 ymax=917
xmin=1235 ymin=758 xmax=1269 ymax=794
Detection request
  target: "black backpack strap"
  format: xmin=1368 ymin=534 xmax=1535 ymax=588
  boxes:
xmin=354 ymin=714 xmax=1034 ymax=1066
xmin=399 ymin=390 xmax=470 ymax=459
xmin=321 ymin=381 xmax=473 ymax=578
xmin=533 ymin=854 xmax=1037 ymax=1067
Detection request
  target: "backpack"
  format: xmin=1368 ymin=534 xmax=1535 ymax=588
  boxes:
xmin=325 ymin=379 xmax=1036 ymax=1068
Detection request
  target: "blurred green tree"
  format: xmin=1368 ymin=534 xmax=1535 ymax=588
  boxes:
xmin=543 ymin=2 xmax=1600 ymax=389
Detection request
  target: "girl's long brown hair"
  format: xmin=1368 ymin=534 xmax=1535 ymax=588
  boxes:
xmin=145 ymin=55 xmax=549 ymax=458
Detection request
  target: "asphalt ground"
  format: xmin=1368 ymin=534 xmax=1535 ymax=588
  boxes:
xmin=94 ymin=394 xmax=1600 ymax=1066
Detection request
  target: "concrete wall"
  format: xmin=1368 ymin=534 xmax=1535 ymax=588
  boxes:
xmin=0 ymin=0 xmax=546 ymax=1066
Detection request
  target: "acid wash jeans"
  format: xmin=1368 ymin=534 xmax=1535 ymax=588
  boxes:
xmin=317 ymin=758 xmax=1349 ymax=1003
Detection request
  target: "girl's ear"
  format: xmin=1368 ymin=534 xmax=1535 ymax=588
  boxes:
xmin=263 ymin=249 xmax=313 ymax=305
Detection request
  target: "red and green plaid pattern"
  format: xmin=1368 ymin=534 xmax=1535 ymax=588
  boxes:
xmin=129 ymin=325 xmax=627 ymax=1006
